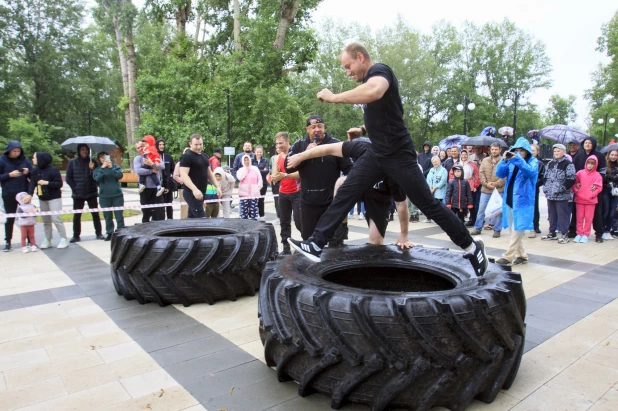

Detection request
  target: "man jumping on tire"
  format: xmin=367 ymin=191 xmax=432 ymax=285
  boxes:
xmin=287 ymin=42 xmax=488 ymax=276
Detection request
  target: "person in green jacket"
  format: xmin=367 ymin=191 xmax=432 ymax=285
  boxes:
xmin=93 ymin=152 xmax=125 ymax=241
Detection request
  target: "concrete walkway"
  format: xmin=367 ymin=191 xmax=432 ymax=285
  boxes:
xmin=1 ymin=185 xmax=617 ymax=410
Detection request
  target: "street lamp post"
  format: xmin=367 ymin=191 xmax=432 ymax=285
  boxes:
xmin=597 ymin=114 xmax=616 ymax=146
xmin=504 ymin=92 xmax=527 ymax=138
xmin=456 ymin=97 xmax=476 ymax=135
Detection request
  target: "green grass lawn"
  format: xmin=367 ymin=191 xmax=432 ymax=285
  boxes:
xmin=37 ymin=209 xmax=141 ymax=223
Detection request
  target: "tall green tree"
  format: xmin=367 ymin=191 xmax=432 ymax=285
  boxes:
xmin=543 ymin=94 xmax=577 ymax=125
xmin=586 ymin=11 xmax=618 ymax=144
xmin=1 ymin=0 xmax=125 ymax=144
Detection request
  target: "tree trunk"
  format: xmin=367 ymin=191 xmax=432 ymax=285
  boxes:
xmin=273 ymin=0 xmax=300 ymax=49
xmin=112 ymin=16 xmax=133 ymax=151
xmin=194 ymin=9 xmax=201 ymax=47
xmin=233 ymin=0 xmax=241 ymax=52
xmin=176 ymin=1 xmax=191 ymax=35
xmin=125 ymin=27 xmax=140 ymax=149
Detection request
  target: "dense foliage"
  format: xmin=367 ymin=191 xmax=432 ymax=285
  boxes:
xmin=1 ymin=1 xmax=616 ymax=159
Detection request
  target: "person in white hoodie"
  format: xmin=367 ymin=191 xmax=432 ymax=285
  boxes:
xmin=214 ymin=166 xmax=235 ymax=218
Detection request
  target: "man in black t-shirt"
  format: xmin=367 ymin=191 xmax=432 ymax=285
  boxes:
xmin=179 ymin=134 xmax=221 ymax=218
xmin=287 ymin=139 xmax=411 ymax=247
xmin=287 ymin=42 xmax=488 ymax=277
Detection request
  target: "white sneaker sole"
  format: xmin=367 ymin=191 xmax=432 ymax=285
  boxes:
xmin=287 ymin=238 xmax=321 ymax=263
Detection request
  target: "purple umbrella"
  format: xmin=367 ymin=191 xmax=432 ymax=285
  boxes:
xmin=538 ymin=125 xmax=591 ymax=144
xmin=438 ymin=135 xmax=467 ymax=151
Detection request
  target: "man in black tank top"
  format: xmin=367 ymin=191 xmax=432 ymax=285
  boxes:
xmin=287 ymin=42 xmax=488 ymax=277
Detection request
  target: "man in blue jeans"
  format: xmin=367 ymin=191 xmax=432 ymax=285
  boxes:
xmin=472 ymin=142 xmax=505 ymax=238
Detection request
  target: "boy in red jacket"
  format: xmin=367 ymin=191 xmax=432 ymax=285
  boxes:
xmin=445 ymin=165 xmax=474 ymax=223
xmin=573 ymin=156 xmax=603 ymax=243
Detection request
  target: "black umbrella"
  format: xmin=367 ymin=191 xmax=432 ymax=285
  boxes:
xmin=462 ymin=136 xmax=507 ymax=148
xmin=601 ymin=143 xmax=618 ymax=154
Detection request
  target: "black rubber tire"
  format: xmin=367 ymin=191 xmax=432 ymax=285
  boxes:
xmin=258 ymin=245 xmax=526 ymax=411
xmin=110 ymin=218 xmax=278 ymax=307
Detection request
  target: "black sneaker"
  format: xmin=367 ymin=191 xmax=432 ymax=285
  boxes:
xmin=95 ymin=234 xmax=106 ymax=240
xmin=465 ymin=220 xmax=475 ymax=227
xmin=534 ymin=228 xmax=542 ymax=234
xmin=69 ymin=236 xmax=81 ymax=243
xmin=513 ymin=257 xmax=528 ymax=265
xmin=287 ymin=238 xmax=322 ymax=263
xmin=541 ymin=233 xmax=557 ymax=241
xmin=280 ymin=244 xmax=291 ymax=255
xmin=104 ymin=234 xmax=112 ymax=242
xmin=3 ymin=243 xmax=11 ymax=252
xmin=464 ymin=239 xmax=488 ymax=277
xmin=595 ymin=236 xmax=603 ymax=243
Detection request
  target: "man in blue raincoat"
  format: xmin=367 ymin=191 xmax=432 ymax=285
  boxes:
xmin=495 ymin=137 xmax=538 ymax=266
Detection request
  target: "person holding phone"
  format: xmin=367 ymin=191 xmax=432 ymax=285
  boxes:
xmin=0 ymin=141 xmax=31 ymax=251
xmin=93 ymin=152 xmax=125 ymax=241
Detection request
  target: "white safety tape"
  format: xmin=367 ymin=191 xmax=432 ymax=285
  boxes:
xmin=0 ymin=193 xmax=280 ymax=218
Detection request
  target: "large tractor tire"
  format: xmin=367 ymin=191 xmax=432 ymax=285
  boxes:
xmin=111 ymin=218 xmax=278 ymax=307
xmin=258 ymin=245 xmax=526 ymax=411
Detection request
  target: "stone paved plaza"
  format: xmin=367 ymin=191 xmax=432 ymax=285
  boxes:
xmin=1 ymin=186 xmax=618 ymax=411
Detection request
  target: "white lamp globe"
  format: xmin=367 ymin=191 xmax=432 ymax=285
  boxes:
xmin=504 ymin=99 xmax=513 ymax=107
xmin=457 ymin=104 xmax=464 ymax=112
xmin=468 ymin=103 xmax=476 ymax=110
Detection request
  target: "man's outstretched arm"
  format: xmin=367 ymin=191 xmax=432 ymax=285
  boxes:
xmin=286 ymin=142 xmax=344 ymax=169
xmin=317 ymin=77 xmax=389 ymax=105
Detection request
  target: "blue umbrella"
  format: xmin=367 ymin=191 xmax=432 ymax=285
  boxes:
xmin=439 ymin=135 xmax=467 ymax=151
xmin=481 ymin=126 xmax=496 ymax=137
xmin=538 ymin=125 xmax=590 ymax=144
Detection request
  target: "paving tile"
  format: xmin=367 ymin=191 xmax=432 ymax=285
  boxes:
xmin=77 ymin=279 xmax=115 ymax=297
xmin=588 ymin=383 xmax=618 ymax=411
xmin=14 ymin=381 xmax=130 ymax=411
xmin=0 ymin=348 xmax=49 ymax=373
xmin=0 ymin=294 xmax=23 ymax=312
xmin=525 ymin=326 xmax=555 ymax=345
xmin=0 ymin=376 xmax=68 ymax=410
xmin=97 ymin=341 xmax=145 ymax=363
xmin=149 ymin=334 xmax=234 ymax=368
xmin=509 ymin=385 xmax=592 ymax=411
xmin=165 ymin=346 xmax=255 ymax=386
xmin=202 ymin=376 xmax=298 ymax=411
xmin=0 ymin=329 xmax=81 ymax=357
xmin=0 ymin=372 xmax=6 ymax=391
xmin=17 ymin=290 xmax=56 ymax=308
xmin=4 ymin=350 xmax=104 ymax=389
xmin=131 ymin=323 xmax=216 ymax=353
xmin=88 ymin=292 xmax=137 ymax=312
xmin=102 ymin=384 xmax=198 ymax=411
xmin=546 ymin=358 xmax=618 ymax=403
xmin=120 ymin=369 xmax=179 ymax=398
xmin=49 ymin=285 xmax=86 ymax=302
xmin=45 ymin=330 xmax=132 ymax=359
xmin=584 ymin=339 xmax=618 ymax=370
xmin=182 ymin=360 xmax=276 ymax=404
xmin=60 ymin=352 xmax=160 ymax=393
xmin=269 ymin=393 xmax=368 ymax=411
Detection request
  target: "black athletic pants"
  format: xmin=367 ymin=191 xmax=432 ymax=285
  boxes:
xmin=311 ymin=151 xmax=473 ymax=250
xmin=258 ymin=185 xmax=267 ymax=217
xmin=533 ymin=186 xmax=540 ymax=231
xmin=2 ymin=194 xmax=18 ymax=243
xmin=278 ymin=191 xmax=300 ymax=244
xmin=162 ymin=189 xmax=174 ymax=219
xmin=183 ymin=188 xmax=205 ymax=219
xmin=300 ymin=203 xmax=330 ymax=241
xmin=73 ymin=197 xmax=102 ymax=237
xmin=140 ymin=189 xmax=164 ymax=222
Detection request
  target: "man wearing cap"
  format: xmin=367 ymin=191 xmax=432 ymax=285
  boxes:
xmin=542 ymin=143 xmax=576 ymax=242
xmin=284 ymin=115 xmax=353 ymax=240
xmin=209 ymin=148 xmax=222 ymax=171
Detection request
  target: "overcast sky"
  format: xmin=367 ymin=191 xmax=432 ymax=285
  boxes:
xmin=114 ymin=0 xmax=615 ymax=130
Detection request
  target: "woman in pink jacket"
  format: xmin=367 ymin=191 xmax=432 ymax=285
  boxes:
xmin=236 ymin=154 xmax=263 ymax=220
xmin=573 ymin=155 xmax=603 ymax=243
